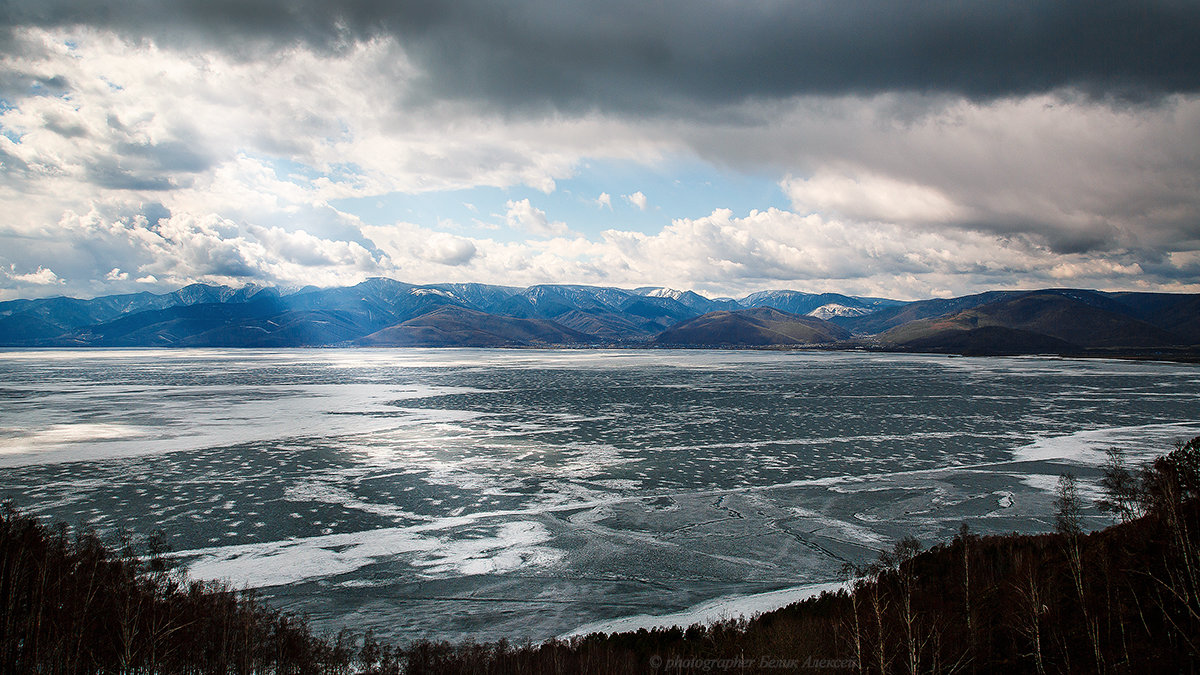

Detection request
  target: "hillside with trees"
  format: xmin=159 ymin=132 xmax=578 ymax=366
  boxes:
xmin=0 ymin=505 xmax=402 ymax=673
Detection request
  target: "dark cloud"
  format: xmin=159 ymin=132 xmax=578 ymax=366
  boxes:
xmin=84 ymin=137 xmax=214 ymax=191
xmin=140 ymin=201 xmax=171 ymax=225
xmin=3 ymin=1 xmax=1199 ymax=112
xmin=42 ymin=113 xmax=89 ymax=138
xmin=114 ymin=139 xmax=214 ymax=174
xmin=85 ymin=158 xmax=181 ymax=191
xmin=0 ymin=70 xmax=71 ymax=100
xmin=1024 ymin=225 xmax=1123 ymax=256
xmin=0 ymin=146 xmax=30 ymax=176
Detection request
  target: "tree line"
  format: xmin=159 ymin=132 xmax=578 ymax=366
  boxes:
xmin=0 ymin=503 xmax=401 ymax=673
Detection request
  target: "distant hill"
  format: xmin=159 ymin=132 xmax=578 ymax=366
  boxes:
xmin=877 ymin=289 xmax=1192 ymax=354
xmin=489 ymin=284 xmax=701 ymax=341
xmin=50 ymin=283 xmax=456 ymax=347
xmin=0 ymin=283 xmax=280 ymax=345
xmin=1107 ymin=291 xmax=1200 ymax=344
xmin=881 ymin=325 xmax=1079 ymax=356
xmin=837 ymin=290 xmax=1025 ymax=335
xmin=1 ymin=280 xmax=1197 ymax=356
xmin=356 ymin=306 xmax=591 ymax=347
xmin=653 ymin=307 xmax=851 ymax=346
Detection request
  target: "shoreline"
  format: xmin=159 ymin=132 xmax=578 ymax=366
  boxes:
xmin=4 ymin=343 xmax=1198 ymax=364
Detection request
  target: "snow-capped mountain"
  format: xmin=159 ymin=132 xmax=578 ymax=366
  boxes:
xmin=806 ymin=303 xmax=874 ymax=320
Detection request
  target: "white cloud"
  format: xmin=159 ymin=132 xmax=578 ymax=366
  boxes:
xmin=360 ymin=206 xmax=1200 ymax=299
xmin=7 ymin=266 xmax=62 ymax=285
xmin=361 ymin=222 xmax=481 ymax=271
xmin=596 ymin=192 xmax=612 ymax=209
xmin=504 ymin=199 xmax=569 ymax=237
xmin=782 ymin=171 xmax=965 ymax=224
xmin=37 ymin=202 xmax=389 ymax=293
xmin=585 ymin=207 xmax=1200 ymax=298
xmin=624 ymin=191 xmax=648 ymax=210
xmin=679 ymin=93 xmax=1200 ymax=254
xmin=362 ymin=224 xmax=475 ymax=269
xmin=105 ymin=268 xmax=129 ymax=281
xmin=1047 ymin=260 xmax=1144 ymax=280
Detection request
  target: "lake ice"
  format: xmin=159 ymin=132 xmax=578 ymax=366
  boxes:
xmin=1 ymin=348 xmax=1196 ymax=643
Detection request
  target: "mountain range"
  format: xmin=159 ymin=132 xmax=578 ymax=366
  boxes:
xmin=1 ymin=279 xmax=1197 ymax=358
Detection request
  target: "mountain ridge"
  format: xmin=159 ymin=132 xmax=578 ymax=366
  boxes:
xmin=653 ymin=307 xmax=851 ymax=346
xmin=2 ymin=280 xmax=1197 ymax=358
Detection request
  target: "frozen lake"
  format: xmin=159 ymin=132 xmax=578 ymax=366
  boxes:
xmin=1 ymin=348 xmax=1197 ymax=643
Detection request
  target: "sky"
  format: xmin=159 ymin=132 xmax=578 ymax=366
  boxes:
xmin=1 ymin=1 xmax=1199 ymax=301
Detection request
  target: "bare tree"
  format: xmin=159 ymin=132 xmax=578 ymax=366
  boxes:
xmin=956 ymin=523 xmax=978 ymax=675
xmin=1054 ymin=472 xmax=1083 ymax=538
xmin=840 ymin=562 xmax=866 ymax=675
xmin=1140 ymin=437 xmax=1200 ymax=654
xmin=1096 ymin=448 xmax=1144 ymax=522
xmin=1011 ymin=559 xmax=1047 ymax=675
xmin=861 ymin=558 xmax=892 ymax=675
xmin=1055 ymin=472 xmax=1103 ymax=674
xmin=891 ymin=536 xmax=924 ymax=675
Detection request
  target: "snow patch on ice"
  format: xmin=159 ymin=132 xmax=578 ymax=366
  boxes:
xmin=0 ymin=423 xmax=143 ymax=453
xmin=413 ymin=521 xmax=562 ymax=577
xmin=792 ymin=507 xmax=886 ymax=545
xmin=284 ymin=481 xmax=430 ymax=522
xmin=562 ymin=581 xmax=846 ymax=638
xmin=1012 ymin=423 xmax=1200 ymax=465
xmin=1020 ymin=474 xmax=1105 ymax=502
xmin=180 ymin=520 xmax=562 ymax=588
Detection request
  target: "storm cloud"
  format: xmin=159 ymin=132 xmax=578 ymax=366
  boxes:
xmin=3 ymin=0 xmax=1199 ymax=112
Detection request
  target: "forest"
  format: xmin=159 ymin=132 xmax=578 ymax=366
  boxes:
xmin=3 ymin=436 xmax=1199 ymax=674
